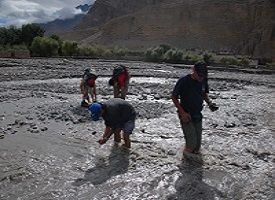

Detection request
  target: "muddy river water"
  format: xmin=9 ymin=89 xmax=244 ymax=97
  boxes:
xmin=0 ymin=58 xmax=274 ymax=200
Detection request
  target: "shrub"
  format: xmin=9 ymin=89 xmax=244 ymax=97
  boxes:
xmin=203 ymin=52 xmax=215 ymax=64
xmin=103 ymin=49 xmax=112 ymax=58
xmin=145 ymin=44 xmax=172 ymax=62
xmin=114 ymin=48 xmax=128 ymax=57
xmin=258 ymin=58 xmax=272 ymax=65
xmin=163 ymin=49 xmax=183 ymax=63
xmin=220 ymin=57 xmax=239 ymax=66
xmin=61 ymin=41 xmax=78 ymax=57
xmin=30 ymin=37 xmax=59 ymax=57
xmin=239 ymin=57 xmax=249 ymax=67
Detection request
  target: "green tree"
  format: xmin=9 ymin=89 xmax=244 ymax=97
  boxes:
xmin=0 ymin=26 xmax=22 ymax=46
xmin=30 ymin=37 xmax=59 ymax=57
xmin=62 ymin=41 xmax=78 ymax=56
xmin=0 ymin=27 xmax=9 ymax=45
xmin=21 ymin=23 xmax=45 ymax=47
xmin=50 ymin=34 xmax=63 ymax=55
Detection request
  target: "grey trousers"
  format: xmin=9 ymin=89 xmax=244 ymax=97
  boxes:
xmin=179 ymin=117 xmax=202 ymax=151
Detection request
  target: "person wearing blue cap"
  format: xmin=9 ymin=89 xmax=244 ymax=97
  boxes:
xmin=89 ymin=98 xmax=136 ymax=148
xmin=171 ymin=61 xmax=218 ymax=155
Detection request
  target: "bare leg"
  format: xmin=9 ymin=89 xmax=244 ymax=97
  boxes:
xmin=83 ymin=89 xmax=89 ymax=101
xmin=113 ymin=129 xmax=122 ymax=143
xmin=123 ymin=134 xmax=131 ymax=148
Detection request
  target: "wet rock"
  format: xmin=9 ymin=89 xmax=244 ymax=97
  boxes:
xmin=40 ymin=127 xmax=48 ymax=131
xmin=26 ymin=116 xmax=33 ymax=120
xmin=77 ymin=118 xmax=86 ymax=123
xmin=228 ymin=161 xmax=251 ymax=170
xmin=92 ymin=131 xmax=97 ymax=135
xmin=224 ymin=122 xmax=236 ymax=128
xmin=154 ymin=94 xmax=161 ymax=100
xmin=14 ymin=119 xmax=27 ymax=126
xmin=167 ymin=149 xmax=177 ymax=155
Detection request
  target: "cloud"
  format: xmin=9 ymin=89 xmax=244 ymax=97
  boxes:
xmin=0 ymin=0 xmax=94 ymax=28
xmin=55 ymin=7 xmax=83 ymax=20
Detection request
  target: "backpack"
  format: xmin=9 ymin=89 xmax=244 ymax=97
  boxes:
xmin=113 ymin=65 xmax=127 ymax=77
xmin=109 ymin=65 xmax=128 ymax=86
xmin=83 ymin=68 xmax=98 ymax=86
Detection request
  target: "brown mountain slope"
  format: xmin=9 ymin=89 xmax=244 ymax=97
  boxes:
xmin=59 ymin=0 xmax=275 ymax=60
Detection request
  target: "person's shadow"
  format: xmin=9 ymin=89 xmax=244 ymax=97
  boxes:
xmin=72 ymin=144 xmax=130 ymax=186
xmin=167 ymin=154 xmax=222 ymax=200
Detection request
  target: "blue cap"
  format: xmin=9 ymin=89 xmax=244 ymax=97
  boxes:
xmin=89 ymin=103 xmax=101 ymax=121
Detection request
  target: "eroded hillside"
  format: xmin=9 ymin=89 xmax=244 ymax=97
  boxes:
xmin=60 ymin=0 xmax=275 ymax=60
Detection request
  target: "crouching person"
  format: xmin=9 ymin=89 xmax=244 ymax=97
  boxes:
xmin=89 ymin=98 xmax=136 ymax=148
xmin=80 ymin=68 xmax=98 ymax=107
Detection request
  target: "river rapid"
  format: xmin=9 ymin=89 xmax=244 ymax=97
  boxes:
xmin=0 ymin=58 xmax=274 ymax=200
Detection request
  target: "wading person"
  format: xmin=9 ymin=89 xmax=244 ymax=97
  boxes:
xmin=80 ymin=68 xmax=98 ymax=107
xmin=89 ymin=98 xmax=136 ymax=148
xmin=171 ymin=61 xmax=218 ymax=155
xmin=108 ymin=65 xmax=130 ymax=99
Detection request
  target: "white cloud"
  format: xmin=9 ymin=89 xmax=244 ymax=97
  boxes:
xmin=0 ymin=0 xmax=95 ymax=28
xmin=55 ymin=7 xmax=83 ymax=20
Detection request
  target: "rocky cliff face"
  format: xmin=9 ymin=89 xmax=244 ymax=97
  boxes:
xmin=60 ymin=0 xmax=275 ymax=60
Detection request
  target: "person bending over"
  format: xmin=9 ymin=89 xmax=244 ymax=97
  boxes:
xmin=80 ymin=68 xmax=98 ymax=107
xmin=89 ymin=98 xmax=136 ymax=148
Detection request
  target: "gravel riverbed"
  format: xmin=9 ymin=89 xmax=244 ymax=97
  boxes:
xmin=0 ymin=58 xmax=274 ymax=200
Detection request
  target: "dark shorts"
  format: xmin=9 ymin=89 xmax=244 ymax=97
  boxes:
xmin=123 ymin=120 xmax=135 ymax=134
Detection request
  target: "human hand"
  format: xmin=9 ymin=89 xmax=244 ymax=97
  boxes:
xmin=97 ymin=138 xmax=107 ymax=145
xmin=181 ymin=112 xmax=191 ymax=123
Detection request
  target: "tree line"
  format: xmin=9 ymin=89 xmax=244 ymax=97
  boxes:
xmin=0 ymin=24 xmax=44 ymax=48
xmin=0 ymin=24 xmax=273 ymax=67
xmin=0 ymin=23 xmax=129 ymax=58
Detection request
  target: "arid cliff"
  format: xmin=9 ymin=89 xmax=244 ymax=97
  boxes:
xmin=60 ymin=0 xmax=275 ymax=60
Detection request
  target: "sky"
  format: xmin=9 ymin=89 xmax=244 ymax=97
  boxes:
xmin=0 ymin=0 xmax=95 ymax=28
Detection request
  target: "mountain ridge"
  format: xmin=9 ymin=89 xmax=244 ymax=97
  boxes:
xmin=59 ymin=0 xmax=275 ymax=60
xmin=41 ymin=4 xmax=92 ymax=36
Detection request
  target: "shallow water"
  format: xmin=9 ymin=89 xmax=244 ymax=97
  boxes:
xmin=0 ymin=58 xmax=274 ymax=200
